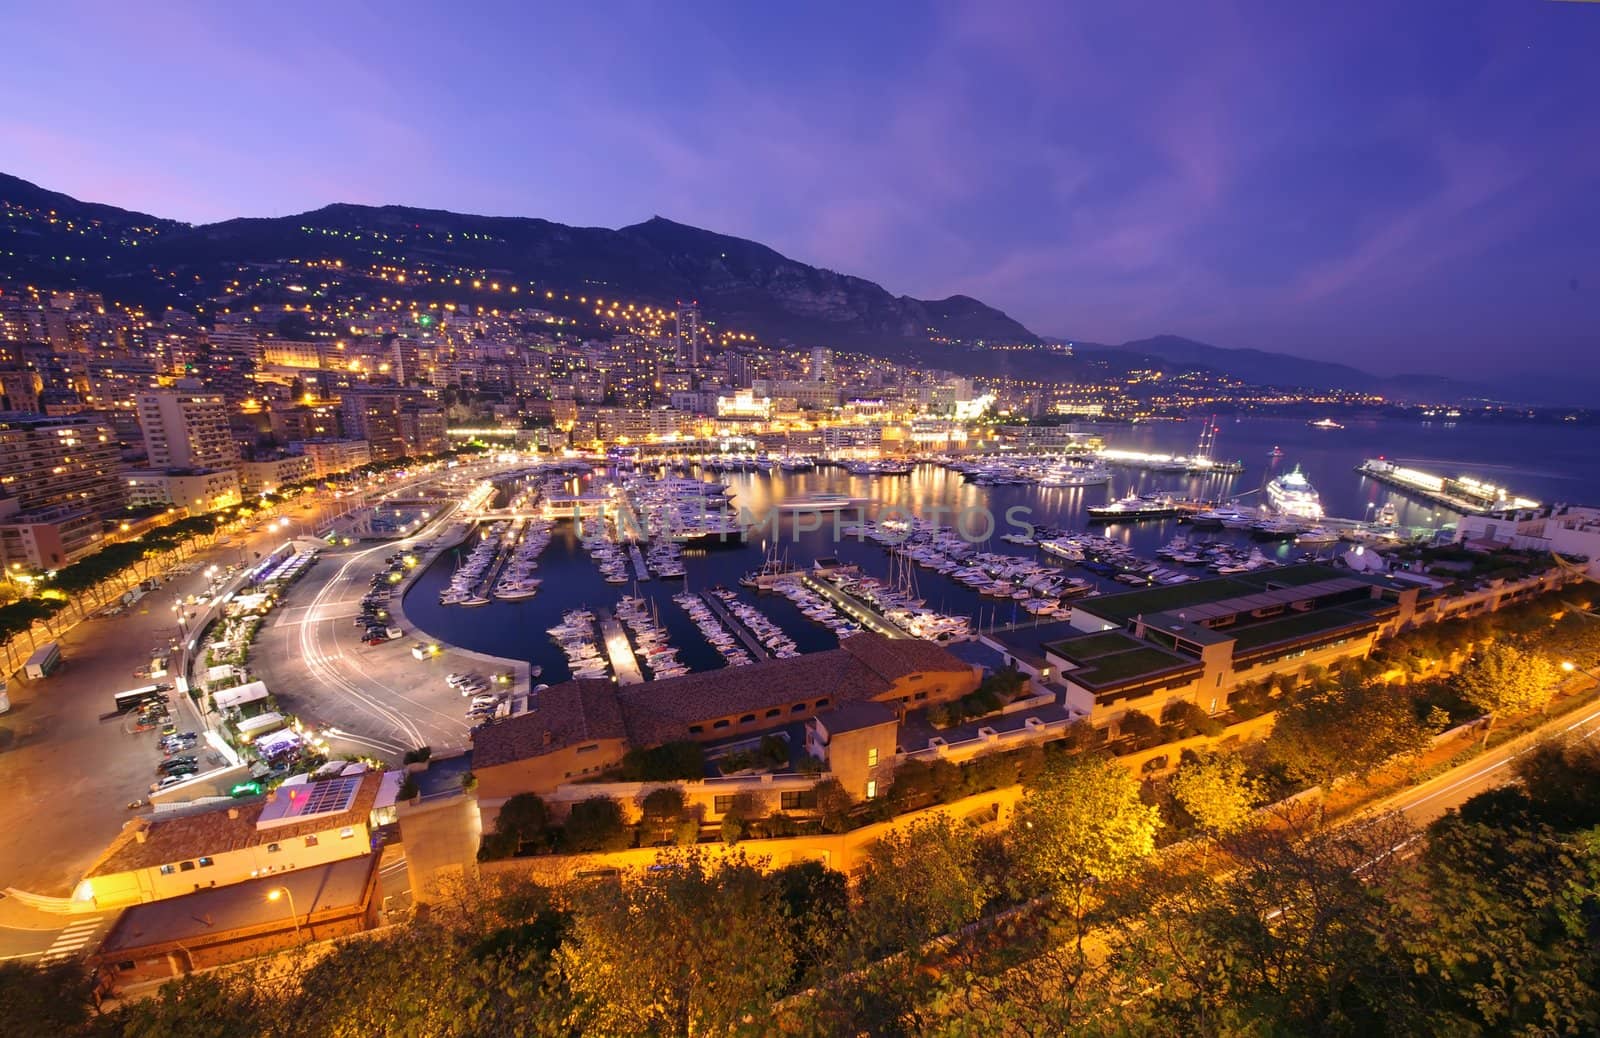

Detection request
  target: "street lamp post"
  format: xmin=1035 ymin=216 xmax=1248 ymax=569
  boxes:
xmin=267 ymin=886 xmax=302 ymax=942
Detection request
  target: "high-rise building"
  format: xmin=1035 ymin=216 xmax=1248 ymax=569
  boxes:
xmin=674 ymin=304 xmax=702 ymax=369
xmin=340 ymin=389 xmax=445 ymax=461
xmin=0 ymin=413 xmax=124 ymax=568
xmin=810 ymin=347 xmax=835 ymax=381
xmin=604 ymin=338 xmax=657 ymax=408
xmin=136 ymin=387 xmax=239 ymax=469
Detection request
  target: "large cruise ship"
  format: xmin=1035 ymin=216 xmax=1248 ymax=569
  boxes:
xmin=1265 ymin=465 xmax=1324 ymax=520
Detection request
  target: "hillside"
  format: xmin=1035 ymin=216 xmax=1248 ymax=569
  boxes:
xmin=0 ymin=173 xmax=1036 ymax=355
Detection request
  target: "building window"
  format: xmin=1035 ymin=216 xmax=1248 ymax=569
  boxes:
xmin=866 ymin=780 xmax=878 ymax=800
xmin=714 ymin=795 xmax=736 ymax=814
xmin=159 ymin=864 xmax=176 ymax=875
xmin=689 ymin=724 xmax=704 ymax=734
xmin=791 ymin=703 xmax=807 ymax=713
xmin=739 ymin=714 xmax=755 ymax=724
xmin=814 ymin=698 xmax=830 ymax=709
xmin=765 ymin=708 xmax=781 ymax=719
xmin=867 ymin=748 xmax=879 ymax=767
xmin=267 ymin=843 xmax=281 ymax=853
xmin=304 ymin=836 xmax=318 ymax=848
xmin=197 ymin=857 xmax=213 ymax=868
xmin=713 ymin=719 xmax=730 ymax=729
xmin=781 ymin=790 xmax=817 ymax=811
xmin=340 ymin=827 xmax=355 ymax=839
xmin=179 ymin=861 xmax=196 ymax=872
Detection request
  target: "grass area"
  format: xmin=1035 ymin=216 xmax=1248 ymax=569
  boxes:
xmin=1083 ymin=579 xmax=1255 ymax=623
xmin=1229 ymin=609 xmax=1378 ymax=652
xmin=1232 ymin=563 xmax=1350 ymax=589
xmin=1074 ymin=646 xmax=1197 ymax=685
xmin=1048 ymin=630 xmax=1144 ymax=660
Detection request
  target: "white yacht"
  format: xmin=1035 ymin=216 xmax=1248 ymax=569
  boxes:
xmin=1265 ymin=465 xmax=1324 ymax=521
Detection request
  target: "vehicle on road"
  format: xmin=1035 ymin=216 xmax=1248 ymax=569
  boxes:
xmin=24 ymin=641 xmax=62 ymax=680
xmin=114 ymin=685 xmax=169 ymax=714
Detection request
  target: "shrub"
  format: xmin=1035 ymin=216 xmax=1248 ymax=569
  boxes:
xmin=402 ymin=745 xmax=432 ymax=765
xmin=618 ymin=741 xmax=705 ymax=782
xmin=397 ymin=776 xmax=419 ymax=801
xmin=561 ymin=796 xmax=632 ymax=853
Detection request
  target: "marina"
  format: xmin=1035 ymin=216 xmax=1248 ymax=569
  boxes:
xmin=403 ymin=416 xmax=1590 ymax=683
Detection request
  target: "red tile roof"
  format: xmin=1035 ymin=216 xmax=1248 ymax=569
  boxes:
xmin=86 ymin=771 xmax=383 ymax=877
xmin=472 ymin=679 xmax=628 ymax=769
xmin=473 ymin=633 xmax=975 ymax=767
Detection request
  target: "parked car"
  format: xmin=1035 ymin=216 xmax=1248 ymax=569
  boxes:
xmin=157 ymin=756 xmax=198 ymax=775
xmin=151 ymin=774 xmax=188 ymax=793
xmin=446 ymin=672 xmax=479 ymax=689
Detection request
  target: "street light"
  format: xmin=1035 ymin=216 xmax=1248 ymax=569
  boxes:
xmin=267 ymin=886 xmax=302 ymax=942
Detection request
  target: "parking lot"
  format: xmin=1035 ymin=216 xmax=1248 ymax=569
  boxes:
xmin=0 ymin=526 xmax=291 ymax=896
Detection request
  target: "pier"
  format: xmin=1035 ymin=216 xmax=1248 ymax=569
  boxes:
xmin=1356 ymin=458 xmax=1538 ymax=516
xmin=799 ymin=575 xmax=909 ymax=640
xmin=699 ymin=591 xmax=772 ymax=658
xmin=597 ymin=610 xmax=644 ymax=684
xmin=628 ymin=544 xmax=651 ymax=580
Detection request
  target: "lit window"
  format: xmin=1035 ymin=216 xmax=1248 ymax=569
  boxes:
xmin=198 ymin=857 xmax=213 ymax=868
xmin=266 ymin=843 xmax=281 ymax=853
xmin=866 ymin=780 xmax=878 ymax=800
xmin=867 ymin=748 xmax=879 ymax=768
xmin=159 ymin=864 xmax=176 ymax=875
xmin=339 ymin=827 xmax=355 ymax=839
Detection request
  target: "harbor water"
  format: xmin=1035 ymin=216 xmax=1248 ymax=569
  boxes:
xmin=403 ymin=415 xmax=1599 ymax=683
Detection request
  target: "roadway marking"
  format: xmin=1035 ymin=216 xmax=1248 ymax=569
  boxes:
xmin=38 ymin=917 xmax=103 ymax=962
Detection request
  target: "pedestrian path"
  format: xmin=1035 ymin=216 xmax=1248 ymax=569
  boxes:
xmin=38 ymin=916 xmax=104 ymax=962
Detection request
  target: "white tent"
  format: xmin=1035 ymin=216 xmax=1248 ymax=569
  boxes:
xmin=213 ymin=680 xmax=270 ymax=712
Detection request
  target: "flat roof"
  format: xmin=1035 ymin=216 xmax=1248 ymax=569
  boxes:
xmin=1047 ymin=630 xmax=1201 ymax=690
xmin=1073 ymin=564 xmax=1406 ymax=627
xmin=1230 ymin=608 xmax=1381 ymax=654
xmin=96 ymin=855 xmax=376 ymax=957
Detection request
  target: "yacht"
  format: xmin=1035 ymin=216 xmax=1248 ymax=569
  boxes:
xmin=1308 ymin=418 xmax=1345 ymax=430
xmin=1038 ymin=461 xmax=1113 ymax=488
xmin=1265 ymin=465 xmax=1324 ymax=520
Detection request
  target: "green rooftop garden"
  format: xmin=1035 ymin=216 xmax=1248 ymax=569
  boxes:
xmin=1048 ymin=630 xmax=1144 ymax=660
xmin=1071 ymin=646 xmax=1197 ymax=686
xmin=1230 ymin=608 xmax=1379 ymax=653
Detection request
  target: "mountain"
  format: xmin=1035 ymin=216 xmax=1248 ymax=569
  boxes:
xmin=0 ymin=173 xmax=1036 ymax=356
xmin=1091 ymin=334 xmax=1499 ymax=403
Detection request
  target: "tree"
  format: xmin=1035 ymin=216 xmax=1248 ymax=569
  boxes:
xmin=1514 ymin=735 xmax=1600 ymax=830
xmin=717 ymin=790 xmax=763 ymax=845
xmin=1395 ymin=810 xmax=1600 ymax=1035
xmin=481 ymin=792 xmax=549 ymax=859
xmin=1266 ymin=681 xmax=1428 ymax=789
xmin=1169 ymin=751 xmax=1262 ymax=840
xmin=0 ymin=960 xmax=94 ymax=1036
xmin=853 ymin=814 xmax=994 ymax=959
xmin=639 ymin=786 xmax=688 ymax=844
xmin=1012 ymin=754 xmax=1162 ymax=896
xmin=1456 ymin=642 xmax=1561 ymax=742
xmin=561 ymin=851 xmax=795 ymax=1037
xmin=813 ymin=778 xmax=854 ymax=833
xmin=561 ymin=795 xmax=631 ymax=853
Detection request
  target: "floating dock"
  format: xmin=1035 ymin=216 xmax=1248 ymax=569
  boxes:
xmin=799 ymin=575 xmax=909 ymax=640
xmin=597 ymin=611 xmax=644 ymax=685
xmin=699 ymin=591 xmax=772 ymax=658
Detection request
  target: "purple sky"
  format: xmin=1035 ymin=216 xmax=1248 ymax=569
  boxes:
xmin=4 ymin=1 xmax=1597 ymax=377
